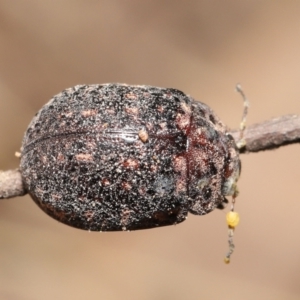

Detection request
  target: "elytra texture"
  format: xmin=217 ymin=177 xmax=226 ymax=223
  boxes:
xmin=20 ymin=84 xmax=240 ymax=231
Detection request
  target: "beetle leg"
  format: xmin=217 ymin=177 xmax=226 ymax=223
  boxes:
xmin=216 ymin=197 xmax=228 ymax=210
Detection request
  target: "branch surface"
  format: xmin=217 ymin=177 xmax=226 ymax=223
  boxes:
xmin=0 ymin=169 xmax=26 ymax=199
xmin=1 ymin=114 xmax=300 ymax=200
xmin=229 ymin=114 xmax=300 ymax=153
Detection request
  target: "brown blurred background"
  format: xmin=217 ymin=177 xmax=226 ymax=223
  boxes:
xmin=1 ymin=1 xmax=300 ymax=299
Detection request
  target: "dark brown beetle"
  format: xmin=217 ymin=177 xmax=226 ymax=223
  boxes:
xmin=20 ymin=84 xmax=240 ymax=231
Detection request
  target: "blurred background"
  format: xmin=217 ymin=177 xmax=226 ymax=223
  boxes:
xmin=1 ymin=1 xmax=300 ymax=299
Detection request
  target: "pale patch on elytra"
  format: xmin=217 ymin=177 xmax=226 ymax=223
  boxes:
xmin=191 ymin=149 xmax=210 ymax=174
xmin=122 ymin=158 xmax=139 ymax=169
xmin=106 ymin=109 xmax=115 ymax=115
xmin=180 ymin=102 xmax=191 ymax=114
xmin=59 ymin=121 xmax=66 ymax=127
xmin=121 ymin=181 xmax=132 ymax=191
xmin=173 ymin=155 xmax=187 ymax=173
xmin=176 ymin=113 xmax=190 ymax=132
xmin=142 ymin=92 xmax=151 ymax=98
xmin=86 ymin=141 xmax=97 ymax=150
xmin=75 ymin=153 xmax=93 ymax=161
xmin=146 ymin=122 xmax=154 ymax=131
xmin=150 ymin=164 xmax=158 ymax=173
xmin=84 ymin=211 xmax=95 ymax=222
xmin=41 ymin=155 xmax=48 ymax=164
xmin=120 ymin=209 xmax=133 ymax=230
xmin=63 ymin=141 xmax=73 ymax=150
xmin=138 ymin=129 xmax=148 ymax=142
xmin=35 ymin=187 xmax=44 ymax=199
xmin=64 ymin=111 xmax=73 ymax=118
xmin=138 ymin=186 xmax=147 ymax=195
xmin=101 ymin=178 xmax=111 ymax=186
xmin=195 ymin=127 xmax=202 ymax=135
xmin=57 ymin=152 xmax=65 ymax=162
xmin=125 ymin=93 xmax=137 ymax=100
xmin=175 ymin=179 xmax=187 ymax=193
xmin=157 ymin=105 xmax=164 ymax=113
xmin=51 ymin=193 xmax=62 ymax=201
xmin=78 ymin=196 xmax=87 ymax=202
xmin=163 ymin=92 xmax=173 ymax=100
xmin=125 ymin=106 xmax=139 ymax=116
xmin=159 ymin=122 xmax=167 ymax=130
xmin=81 ymin=110 xmax=97 ymax=117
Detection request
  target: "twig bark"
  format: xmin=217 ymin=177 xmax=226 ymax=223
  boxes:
xmin=1 ymin=114 xmax=300 ymax=200
xmin=229 ymin=114 xmax=300 ymax=153
xmin=0 ymin=169 xmax=26 ymax=199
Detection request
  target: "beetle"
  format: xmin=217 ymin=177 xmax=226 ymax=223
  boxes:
xmin=20 ymin=84 xmax=241 ymax=231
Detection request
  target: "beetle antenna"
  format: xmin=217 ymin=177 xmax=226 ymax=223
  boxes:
xmin=224 ymin=192 xmax=240 ymax=264
xmin=235 ymin=84 xmax=249 ymax=149
xmin=224 ymin=85 xmax=248 ymax=263
xmin=224 ymin=227 xmax=235 ymax=264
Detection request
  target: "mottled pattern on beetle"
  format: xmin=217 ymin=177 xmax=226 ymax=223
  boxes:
xmin=185 ymin=101 xmax=234 ymax=215
xmin=20 ymin=84 xmax=240 ymax=231
xmin=22 ymin=84 xmax=190 ymax=147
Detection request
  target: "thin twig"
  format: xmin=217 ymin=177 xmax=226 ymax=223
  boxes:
xmin=1 ymin=114 xmax=300 ymax=200
xmin=0 ymin=169 xmax=26 ymax=199
xmin=229 ymin=114 xmax=300 ymax=153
